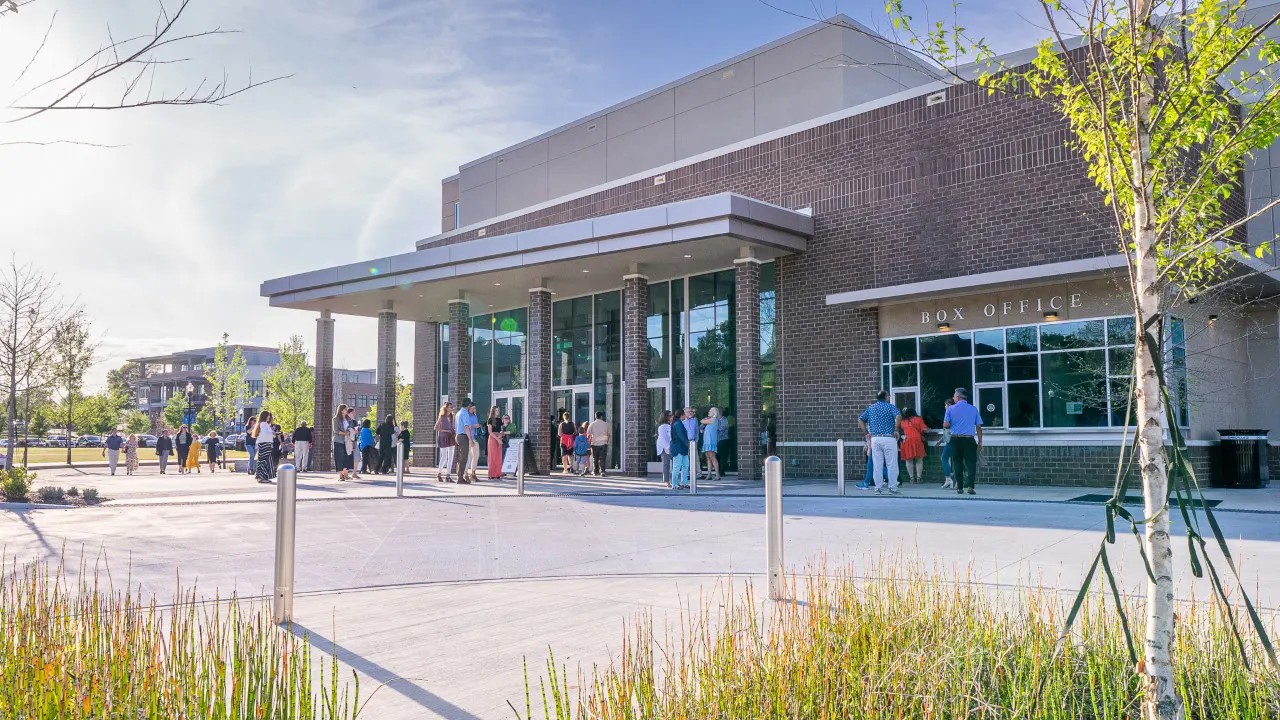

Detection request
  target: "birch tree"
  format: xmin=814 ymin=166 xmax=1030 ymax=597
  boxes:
xmin=50 ymin=311 xmax=95 ymax=463
xmin=880 ymin=0 xmax=1280 ymax=716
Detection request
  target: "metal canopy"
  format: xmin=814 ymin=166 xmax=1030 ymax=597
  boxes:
xmin=261 ymin=193 xmax=812 ymax=320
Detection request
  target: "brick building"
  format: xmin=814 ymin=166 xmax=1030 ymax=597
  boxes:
xmin=262 ymin=17 xmax=1279 ymax=484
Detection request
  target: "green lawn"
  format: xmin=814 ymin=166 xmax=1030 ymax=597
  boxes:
xmin=8 ymin=447 xmax=252 ymax=465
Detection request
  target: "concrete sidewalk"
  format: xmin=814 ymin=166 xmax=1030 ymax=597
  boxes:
xmin=19 ymin=462 xmax=1280 ymax=512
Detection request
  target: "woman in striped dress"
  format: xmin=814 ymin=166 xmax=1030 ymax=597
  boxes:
xmin=253 ymin=410 xmax=275 ymax=484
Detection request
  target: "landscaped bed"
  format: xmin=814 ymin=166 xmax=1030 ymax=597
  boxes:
xmin=518 ymin=560 xmax=1280 ymax=719
xmin=0 ymin=556 xmax=362 ymax=718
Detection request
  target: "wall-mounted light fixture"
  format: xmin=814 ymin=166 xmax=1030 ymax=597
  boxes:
xmin=1043 ymin=311 xmax=1060 ymax=321
xmin=937 ymin=321 xmax=951 ymax=332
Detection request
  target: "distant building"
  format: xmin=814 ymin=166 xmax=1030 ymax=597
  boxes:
xmin=130 ymin=346 xmax=377 ymax=430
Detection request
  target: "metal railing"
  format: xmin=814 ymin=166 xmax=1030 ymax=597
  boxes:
xmin=774 ymin=439 xmax=865 ymax=495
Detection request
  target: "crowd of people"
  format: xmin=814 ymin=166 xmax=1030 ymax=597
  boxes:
xmin=432 ymin=400 xmax=514 ymax=483
xmin=96 ymin=413 xmax=326 ymax=484
xmin=330 ymin=404 xmax=412 ymax=482
xmin=652 ymin=406 xmax=729 ymax=490
xmin=855 ymin=387 xmax=984 ymax=496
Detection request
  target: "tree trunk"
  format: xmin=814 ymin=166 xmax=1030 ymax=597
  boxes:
xmin=21 ymin=391 xmax=29 ymax=468
xmin=4 ymin=378 xmax=15 ymax=471
xmin=66 ymin=399 xmax=73 ymax=465
xmin=1132 ymin=11 xmax=1181 ymax=717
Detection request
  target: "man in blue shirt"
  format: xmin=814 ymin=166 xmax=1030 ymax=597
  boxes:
xmin=943 ymin=387 xmax=984 ymax=495
xmin=102 ymin=430 xmax=124 ymax=476
xmin=857 ymin=390 xmax=901 ymax=495
xmin=452 ymin=401 xmax=478 ymax=484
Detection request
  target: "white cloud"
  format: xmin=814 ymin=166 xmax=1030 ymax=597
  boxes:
xmin=0 ymin=0 xmax=576 ymax=389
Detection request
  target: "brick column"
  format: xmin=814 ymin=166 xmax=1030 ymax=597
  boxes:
xmin=526 ymin=287 xmax=553 ymax=475
xmin=448 ymin=300 xmax=470 ymax=407
xmin=377 ymin=303 xmax=398 ymax=421
xmin=622 ymin=274 xmax=649 ymax=476
xmin=412 ymin=320 xmax=439 ymax=467
xmin=312 ymin=310 xmax=335 ymax=471
xmin=734 ymin=258 xmax=762 ymax=481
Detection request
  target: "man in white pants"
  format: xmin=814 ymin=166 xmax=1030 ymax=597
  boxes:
xmin=857 ymin=390 xmax=902 ymax=496
xmin=293 ymin=421 xmax=312 ymax=472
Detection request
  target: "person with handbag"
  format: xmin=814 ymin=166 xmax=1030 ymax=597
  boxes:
xmin=434 ymin=402 xmax=456 ymax=482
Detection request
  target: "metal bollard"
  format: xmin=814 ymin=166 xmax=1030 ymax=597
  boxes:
xmin=765 ymin=456 xmax=784 ymax=601
xmin=395 ymin=441 xmax=404 ymax=497
xmin=273 ymin=463 xmax=297 ymax=624
xmin=836 ymin=438 xmax=845 ymax=496
xmin=690 ymin=438 xmax=698 ymax=495
xmin=516 ymin=438 xmax=525 ymax=495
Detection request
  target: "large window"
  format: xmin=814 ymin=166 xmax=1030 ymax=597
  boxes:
xmin=648 ymin=282 xmax=670 ymax=379
xmin=553 ymin=297 xmax=593 ymax=386
xmin=551 ymin=291 xmax=623 ymax=469
xmin=438 ymin=323 xmax=449 ymax=399
xmin=882 ymin=315 xmax=1189 ymax=430
xmin=688 ymin=270 xmax=737 ymax=471
xmin=761 ymin=263 xmax=777 ymax=450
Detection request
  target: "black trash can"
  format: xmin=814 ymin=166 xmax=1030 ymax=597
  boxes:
xmin=1213 ymin=429 xmax=1270 ymax=489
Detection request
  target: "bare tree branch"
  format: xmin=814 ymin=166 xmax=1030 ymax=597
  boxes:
xmin=6 ymin=0 xmax=291 ymax=123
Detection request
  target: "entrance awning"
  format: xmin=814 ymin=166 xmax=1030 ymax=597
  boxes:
xmin=261 ymin=193 xmax=812 ymax=320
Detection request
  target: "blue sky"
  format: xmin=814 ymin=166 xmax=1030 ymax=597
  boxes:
xmin=0 ymin=0 xmax=1035 ymax=389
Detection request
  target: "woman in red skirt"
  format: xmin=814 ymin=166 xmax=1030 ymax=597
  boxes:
xmin=899 ymin=407 xmax=929 ymax=483
xmin=486 ymin=406 xmax=507 ymax=480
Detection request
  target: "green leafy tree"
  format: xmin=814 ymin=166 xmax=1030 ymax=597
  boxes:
xmin=50 ymin=313 xmax=96 ymax=463
xmin=205 ymin=333 xmax=249 ymax=432
xmin=363 ymin=370 xmax=412 ymax=430
xmin=28 ymin=406 xmax=51 ymax=438
xmin=122 ymin=410 xmax=151 ymax=434
xmin=883 ymin=0 xmax=1280 ymax=714
xmin=67 ymin=393 xmax=118 ymax=435
xmin=193 ymin=406 xmax=216 ymax=435
xmin=163 ymin=394 xmax=189 ymax=431
xmin=105 ymin=361 xmax=145 ymax=415
xmin=261 ymin=335 xmax=314 ymax=431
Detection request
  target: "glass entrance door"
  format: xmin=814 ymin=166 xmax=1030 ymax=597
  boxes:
xmin=493 ymin=390 xmax=527 ymax=437
xmin=553 ymin=386 xmax=592 ymax=427
xmin=647 ymin=380 xmax=672 ymax=473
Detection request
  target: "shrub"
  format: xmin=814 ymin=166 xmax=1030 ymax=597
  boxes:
xmin=519 ymin=559 xmax=1280 ymax=719
xmin=82 ymin=488 xmax=99 ymax=503
xmin=67 ymin=486 xmax=79 ymax=497
xmin=0 ymin=467 xmax=33 ymax=502
xmin=36 ymin=486 xmax=66 ymax=503
xmin=0 ymin=557 xmax=361 ymax=717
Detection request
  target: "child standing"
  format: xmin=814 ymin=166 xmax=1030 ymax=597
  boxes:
xmin=573 ymin=422 xmax=591 ymax=476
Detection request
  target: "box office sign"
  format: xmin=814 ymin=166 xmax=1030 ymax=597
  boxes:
xmin=920 ymin=293 xmax=1084 ymax=325
xmin=877 ymin=279 xmax=1130 ymax=338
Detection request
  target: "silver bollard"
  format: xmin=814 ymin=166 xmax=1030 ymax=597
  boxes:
xmin=395 ymin=440 xmax=404 ymax=497
xmin=765 ymin=456 xmax=784 ymax=601
xmin=690 ymin=438 xmax=698 ymax=495
xmin=273 ymin=463 xmax=297 ymax=624
xmin=516 ymin=438 xmax=525 ymax=495
xmin=836 ymin=438 xmax=845 ymax=496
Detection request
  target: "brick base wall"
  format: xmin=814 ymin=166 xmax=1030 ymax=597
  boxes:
xmin=776 ymin=443 xmax=1215 ymax=488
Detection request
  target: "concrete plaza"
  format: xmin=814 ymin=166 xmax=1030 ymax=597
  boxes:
xmin=3 ymin=463 xmax=1279 ymax=719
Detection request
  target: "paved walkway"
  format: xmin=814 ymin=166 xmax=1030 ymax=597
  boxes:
xmin=2 ymin=466 xmax=1278 ymax=719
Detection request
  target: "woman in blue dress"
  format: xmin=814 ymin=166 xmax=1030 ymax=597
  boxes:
xmin=700 ymin=407 xmax=723 ymax=481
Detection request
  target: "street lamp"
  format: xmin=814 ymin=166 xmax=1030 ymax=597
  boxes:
xmin=184 ymin=382 xmax=195 ymax=429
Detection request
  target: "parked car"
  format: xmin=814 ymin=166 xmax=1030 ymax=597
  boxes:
xmin=76 ymin=435 xmax=104 ymax=448
xmin=45 ymin=435 xmax=70 ymax=448
xmin=16 ymin=437 xmax=46 ymax=447
xmin=223 ymin=433 xmax=242 ymax=450
xmin=136 ymin=434 xmax=157 ymax=448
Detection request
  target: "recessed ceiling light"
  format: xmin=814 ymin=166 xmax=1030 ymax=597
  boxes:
xmin=582 ymin=269 xmax=590 ymax=273
xmin=683 ymin=254 xmax=691 ymax=258
xmin=494 ymin=282 xmax=501 ymax=286
xmin=418 ymin=294 xmax=423 ymax=298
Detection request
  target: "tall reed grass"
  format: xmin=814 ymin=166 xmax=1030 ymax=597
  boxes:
xmin=518 ymin=560 xmax=1279 ymax=719
xmin=0 ymin=557 xmax=361 ymax=719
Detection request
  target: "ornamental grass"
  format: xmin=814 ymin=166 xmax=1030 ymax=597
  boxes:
xmin=518 ymin=560 xmax=1280 ymax=719
xmin=0 ymin=557 xmax=360 ymax=719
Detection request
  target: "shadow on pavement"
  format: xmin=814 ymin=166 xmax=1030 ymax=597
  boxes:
xmin=288 ymin=621 xmax=484 ymax=720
